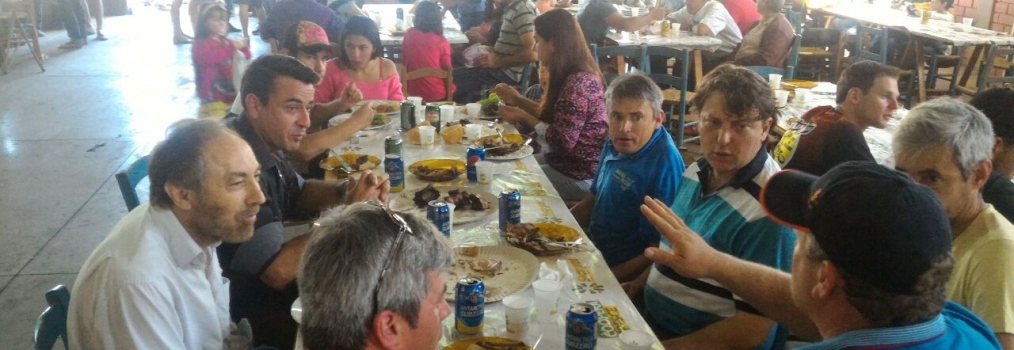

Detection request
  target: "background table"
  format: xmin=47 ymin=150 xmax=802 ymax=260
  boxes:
xmin=298 ymin=114 xmax=666 ymax=349
xmin=605 ymin=32 xmax=723 ymax=87
xmin=362 ymin=4 xmax=470 ymax=47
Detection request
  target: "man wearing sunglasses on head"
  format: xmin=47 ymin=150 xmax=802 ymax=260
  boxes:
xmin=299 ymin=201 xmax=453 ymax=350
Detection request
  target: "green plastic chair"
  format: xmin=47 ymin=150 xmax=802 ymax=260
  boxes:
xmin=34 ymin=285 xmax=70 ymax=350
xmin=115 ymin=155 xmax=149 ymax=211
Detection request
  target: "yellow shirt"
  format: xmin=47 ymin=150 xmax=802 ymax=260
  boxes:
xmin=949 ymin=205 xmax=1014 ymax=334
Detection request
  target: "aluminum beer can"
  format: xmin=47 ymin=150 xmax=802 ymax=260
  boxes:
xmin=565 ymin=303 xmax=598 ymax=350
xmin=400 ymin=101 xmax=416 ymax=130
xmin=384 ymin=136 xmax=403 ymax=156
xmin=466 ymin=146 xmax=486 ymax=182
xmin=425 ymin=105 xmax=442 ymax=131
xmin=426 ymin=200 xmax=451 ymax=237
xmin=455 ymin=277 xmax=485 ymax=334
xmin=498 ymin=189 xmax=521 ymax=231
xmin=384 ymin=154 xmax=404 ymax=193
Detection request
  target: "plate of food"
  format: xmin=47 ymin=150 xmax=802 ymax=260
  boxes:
xmin=360 ymin=100 xmax=401 ymax=114
xmin=444 ymin=246 xmax=540 ymax=303
xmin=390 ymin=184 xmax=498 ymax=224
xmin=479 ymin=93 xmax=501 ymax=120
xmin=319 ymin=153 xmax=381 ymax=179
xmin=408 ymin=159 xmax=466 ymax=182
xmin=444 ymin=337 xmax=532 ymax=350
xmin=473 ymin=134 xmax=533 ymax=160
xmin=364 ymin=113 xmax=396 ymax=130
xmin=503 ymin=223 xmax=586 ymax=255
xmin=781 ymin=80 xmax=819 ymax=90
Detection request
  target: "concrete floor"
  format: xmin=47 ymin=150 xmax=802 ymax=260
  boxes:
xmin=0 ymin=7 xmax=269 ymax=348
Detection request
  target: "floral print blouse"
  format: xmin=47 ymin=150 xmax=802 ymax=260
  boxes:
xmin=544 ymin=71 xmax=608 ymax=180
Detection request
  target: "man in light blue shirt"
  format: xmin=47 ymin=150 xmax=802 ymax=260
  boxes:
xmin=571 ymin=73 xmax=684 ymax=283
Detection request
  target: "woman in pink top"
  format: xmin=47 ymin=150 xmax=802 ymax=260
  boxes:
xmin=315 ymin=16 xmax=405 ymax=102
xmin=403 ymin=1 xmax=456 ymax=102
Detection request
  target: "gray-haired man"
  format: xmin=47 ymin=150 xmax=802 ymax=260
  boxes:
xmin=298 ymin=202 xmax=452 ymax=350
xmin=894 ymin=98 xmax=1014 ymax=350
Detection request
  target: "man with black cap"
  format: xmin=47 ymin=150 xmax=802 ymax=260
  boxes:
xmin=638 ymin=161 xmax=1001 ymax=349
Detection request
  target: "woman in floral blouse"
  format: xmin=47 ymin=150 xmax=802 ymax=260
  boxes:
xmin=495 ymin=9 xmax=608 ymax=202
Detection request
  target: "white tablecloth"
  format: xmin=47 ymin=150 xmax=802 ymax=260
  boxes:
xmin=816 ymin=4 xmax=1014 ymax=46
xmin=294 ymin=116 xmax=665 ymax=349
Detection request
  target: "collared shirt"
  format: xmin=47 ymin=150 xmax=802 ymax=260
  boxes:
xmin=493 ymin=0 xmax=537 ymax=82
xmin=69 ymin=203 xmax=243 ymax=350
xmin=588 ymin=127 xmax=684 ymax=267
xmin=221 ymin=115 xmax=305 ymax=347
xmin=667 ymin=0 xmax=743 ymax=53
xmin=644 ymin=147 xmax=795 ymax=339
xmin=259 ymin=0 xmax=346 ymax=44
xmin=798 ymin=302 xmax=1000 ymax=349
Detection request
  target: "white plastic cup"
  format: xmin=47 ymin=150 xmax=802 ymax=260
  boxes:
xmin=407 ymin=96 xmax=423 ymax=113
xmin=619 ymin=330 xmax=653 ymax=350
xmin=418 ymin=126 xmax=436 ymax=145
xmin=532 ymin=279 xmax=562 ymax=323
xmin=794 ymin=88 xmax=811 ymax=108
xmin=439 ymin=105 xmax=456 ymax=125
xmin=671 ymin=23 xmax=682 ymax=37
xmin=476 ymin=161 xmax=495 ymax=184
xmin=963 ymin=17 xmax=974 ymax=29
xmin=775 ymin=90 xmax=790 ymax=108
xmin=768 ymin=74 xmax=783 ymax=90
xmin=621 ymin=31 xmax=630 ymax=41
xmin=503 ymin=295 xmax=534 ymax=341
xmin=466 ymin=103 xmax=482 ymax=118
xmin=465 ymin=124 xmax=483 ymax=140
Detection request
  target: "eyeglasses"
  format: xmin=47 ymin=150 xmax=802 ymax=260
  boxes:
xmin=364 ymin=200 xmax=414 ymax=317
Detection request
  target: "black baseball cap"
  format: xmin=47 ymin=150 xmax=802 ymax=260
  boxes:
xmin=760 ymin=161 xmax=952 ymax=295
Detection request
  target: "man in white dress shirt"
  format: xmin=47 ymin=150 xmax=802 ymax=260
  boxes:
xmin=667 ymin=0 xmax=743 ymax=72
xmin=68 ymin=119 xmax=266 ymax=350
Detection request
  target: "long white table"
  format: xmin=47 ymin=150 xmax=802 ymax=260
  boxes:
xmin=363 ymin=4 xmax=470 ymax=46
xmin=295 ymin=114 xmax=665 ymax=349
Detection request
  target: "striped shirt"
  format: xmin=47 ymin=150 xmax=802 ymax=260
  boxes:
xmin=493 ymin=0 xmax=537 ymax=82
xmin=644 ymin=147 xmax=795 ymax=337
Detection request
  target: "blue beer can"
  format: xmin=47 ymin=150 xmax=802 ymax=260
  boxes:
xmin=384 ymin=154 xmax=404 ymax=193
xmin=426 ymin=200 xmax=451 ymax=237
xmin=466 ymin=145 xmax=486 ymax=182
xmin=498 ymin=189 xmax=521 ymax=231
xmin=455 ymin=277 xmax=485 ymax=334
xmin=565 ymin=303 xmax=598 ymax=350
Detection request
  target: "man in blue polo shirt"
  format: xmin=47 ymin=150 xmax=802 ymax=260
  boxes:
xmin=641 ymin=161 xmax=1001 ymax=349
xmin=623 ymin=65 xmax=795 ymax=349
xmin=571 ymin=74 xmax=684 ymax=283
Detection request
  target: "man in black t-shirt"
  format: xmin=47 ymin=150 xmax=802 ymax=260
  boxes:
xmin=970 ymin=88 xmax=1014 ymax=223
xmin=577 ymin=0 xmax=667 ymax=45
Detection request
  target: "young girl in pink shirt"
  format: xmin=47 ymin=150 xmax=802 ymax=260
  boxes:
xmin=402 ymin=1 xmax=456 ymax=102
xmin=191 ymin=4 xmax=251 ymax=118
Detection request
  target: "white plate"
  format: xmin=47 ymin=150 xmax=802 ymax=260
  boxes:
xmin=389 ymin=185 xmax=498 ymax=224
xmin=485 ymin=144 xmax=534 ymax=160
xmin=444 ymin=246 xmax=540 ymax=303
xmin=364 ymin=114 xmax=398 ymax=130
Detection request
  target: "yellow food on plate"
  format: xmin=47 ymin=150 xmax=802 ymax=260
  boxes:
xmin=440 ymin=124 xmax=465 ymax=143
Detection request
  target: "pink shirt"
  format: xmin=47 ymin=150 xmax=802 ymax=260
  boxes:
xmin=402 ymin=28 xmax=455 ymax=102
xmin=315 ymin=60 xmax=406 ymax=103
xmin=192 ymin=37 xmax=251 ymax=103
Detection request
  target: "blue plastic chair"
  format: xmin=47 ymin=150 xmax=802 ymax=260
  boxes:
xmin=115 ymin=155 xmax=150 ymax=211
xmin=643 ymin=46 xmax=695 ymax=147
xmin=590 ymin=43 xmax=648 ymax=86
xmin=744 ymin=33 xmax=803 ymax=80
xmin=33 ymin=285 xmax=70 ymax=350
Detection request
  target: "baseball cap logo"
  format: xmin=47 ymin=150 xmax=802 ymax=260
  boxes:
xmin=808 ymin=188 xmax=822 ymax=208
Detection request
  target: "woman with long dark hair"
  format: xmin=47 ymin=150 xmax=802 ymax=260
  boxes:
xmin=495 ymin=9 xmax=608 ymax=202
xmin=315 ymin=16 xmax=405 ymax=102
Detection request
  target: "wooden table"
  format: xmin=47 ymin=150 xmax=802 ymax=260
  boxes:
xmin=298 ymin=114 xmax=665 ymax=349
xmin=813 ymin=3 xmax=1014 ymax=101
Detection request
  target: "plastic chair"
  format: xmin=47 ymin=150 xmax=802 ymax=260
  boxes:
xmin=0 ymin=0 xmax=45 ymax=74
xmin=743 ymin=33 xmax=803 ymax=80
xmin=644 ymin=46 xmax=696 ymax=147
xmin=33 ymin=285 xmax=69 ymax=350
xmin=590 ymin=43 xmax=648 ymax=86
xmin=115 ymin=155 xmax=150 ymax=211
xmin=399 ymin=64 xmax=454 ymax=102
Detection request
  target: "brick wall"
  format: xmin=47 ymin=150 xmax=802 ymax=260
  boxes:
xmin=990 ymin=0 xmax=1014 ymax=34
xmin=952 ymin=0 xmax=975 ymax=23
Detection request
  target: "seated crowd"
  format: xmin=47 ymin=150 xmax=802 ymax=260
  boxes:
xmin=63 ymin=3 xmax=1014 ymax=350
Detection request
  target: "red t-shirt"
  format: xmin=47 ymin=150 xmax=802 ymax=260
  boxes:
xmin=402 ymin=28 xmax=455 ymax=102
xmin=722 ymin=0 xmax=761 ymax=36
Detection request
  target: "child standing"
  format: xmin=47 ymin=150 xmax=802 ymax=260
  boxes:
xmin=192 ymin=4 xmax=251 ymax=119
xmin=402 ymin=1 xmax=456 ymax=102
